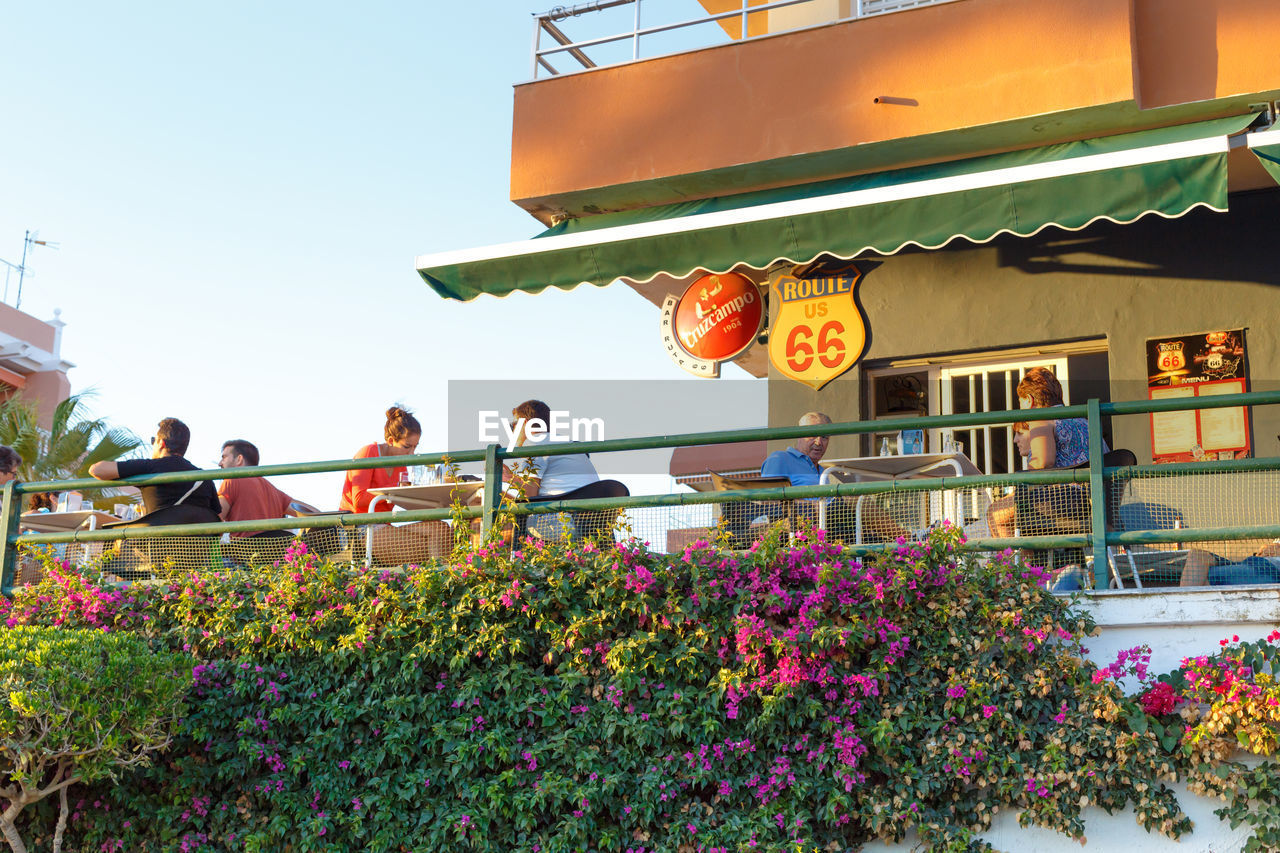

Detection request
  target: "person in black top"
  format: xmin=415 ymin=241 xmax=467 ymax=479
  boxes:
xmin=90 ymin=417 xmax=220 ymax=524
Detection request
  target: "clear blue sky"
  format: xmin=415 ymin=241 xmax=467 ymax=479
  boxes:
xmin=0 ymin=0 xmax=763 ymax=505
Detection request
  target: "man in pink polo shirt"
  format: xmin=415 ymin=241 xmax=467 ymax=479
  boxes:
xmin=217 ymin=440 xmax=314 ymax=536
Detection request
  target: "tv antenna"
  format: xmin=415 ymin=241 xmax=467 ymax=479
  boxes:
xmin=0 ymin=230 xmax=59 ymax=310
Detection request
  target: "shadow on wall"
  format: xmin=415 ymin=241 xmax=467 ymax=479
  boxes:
xmin=996 ymin=190 xmax=1280 ymax=287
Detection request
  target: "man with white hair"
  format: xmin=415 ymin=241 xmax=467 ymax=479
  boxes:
xmin=761 ymin=411 xmax=832 ymax=485
xmin=761 ymin=411 xmax=906 ymax=543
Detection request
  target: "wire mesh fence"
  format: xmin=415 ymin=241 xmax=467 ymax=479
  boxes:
xmin=7 ymin=390 xmax=1280 ymax=594
xmin=14 ymin=513 xmax=479 ymax=585
xmin=12 ymin=467 xmax=1280 ymax=594
xmin=625 ymin=485 xmax=999 ymax=553
xmin=1107 ymin=465 xmax=1280 ymax=589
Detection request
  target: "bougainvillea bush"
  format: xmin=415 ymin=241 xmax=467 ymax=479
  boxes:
xmin=0 ymin=530 xmax=1229 ymax=852
xmin=1138 ymin=632 xmax=1280 ymax=852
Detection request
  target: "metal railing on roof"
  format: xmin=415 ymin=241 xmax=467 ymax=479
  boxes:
xmin=530 ymin=0 xmax=962 ymax=79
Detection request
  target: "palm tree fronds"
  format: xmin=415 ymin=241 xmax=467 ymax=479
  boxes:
xmin=0 ymin=393 xmax=139 ymax=484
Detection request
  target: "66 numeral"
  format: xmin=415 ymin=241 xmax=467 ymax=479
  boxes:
xmin=785 ymin=321 xmax=846 ymax=371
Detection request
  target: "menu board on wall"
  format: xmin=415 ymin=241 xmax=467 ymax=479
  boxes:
xmin=1146 ymin=329 xmax=1250 ymax=462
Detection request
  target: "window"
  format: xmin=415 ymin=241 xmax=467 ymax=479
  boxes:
xmin=939 ymin=357 xmax=1069 ymax=475
xmin=865 ymin=343 xmax=1110 ymax=474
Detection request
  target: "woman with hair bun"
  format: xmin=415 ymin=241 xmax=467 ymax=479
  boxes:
xmin=340 ymin=405 xmax=422 ymax=513
xmin=339 ymin=405 xmax=449 ymax=564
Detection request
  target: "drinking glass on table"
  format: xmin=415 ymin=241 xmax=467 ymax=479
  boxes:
xmin=941 ymin=430 xmax=959 ymax=454
xmin=398 ymin=470 xmax=412 ymax=487
xmin=410 ymin=465 xmax=426 ymax=485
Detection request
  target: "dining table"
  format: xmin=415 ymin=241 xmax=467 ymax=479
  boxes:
xmin=815 ymin=452 xmax=984 ymax=542
xmin=19 ymin=509 xmax=124 ymax=534
xmin=368 ymin=480 xmax=485 ymax=513
xmin=19 ymin=509 xmax=126 ymax=564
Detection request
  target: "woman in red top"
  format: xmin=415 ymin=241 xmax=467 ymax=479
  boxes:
xmin=341 ymin=406 xmax=449 ymax=564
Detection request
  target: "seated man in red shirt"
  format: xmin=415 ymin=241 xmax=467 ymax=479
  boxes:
xmin=218 ymin=439 xmax=316 ymax=564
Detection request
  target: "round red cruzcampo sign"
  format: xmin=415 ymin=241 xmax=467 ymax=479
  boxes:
xmin=672 ymin=272 xmax=764 ymax=363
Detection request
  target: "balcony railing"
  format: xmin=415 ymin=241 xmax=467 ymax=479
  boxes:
xmin=6 ymin=389 xmax=1280 ymax=595
xmin=530 ymin=0 xmax=961 ymax=78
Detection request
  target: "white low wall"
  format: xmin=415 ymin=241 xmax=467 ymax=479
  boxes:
xmin=1083 ymin=585 xmax=1280 ymax=687
xmin=861 ymin=780 xmax=1250 ymax=852
xmin=864 ymin=588 xmax=1280 ymax=851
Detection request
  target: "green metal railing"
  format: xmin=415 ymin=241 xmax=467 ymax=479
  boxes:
xmin=5 ymin=389 xmax=1279 ymax=595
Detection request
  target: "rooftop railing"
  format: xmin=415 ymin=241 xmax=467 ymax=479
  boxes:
xmin=529 ymin=0 xmax=961 ymax=79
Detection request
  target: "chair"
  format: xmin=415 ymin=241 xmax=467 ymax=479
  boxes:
xmin=221 ymin=530 xmax=294 ymax=568
xmin=817 ymin=467 xmax=929 ymax=544
xmin=294 ymin=506 xmax=362 ymax=563
xmin=1110 ymin=501 xmax=1191 ymax=588
xmin=1098 ymin=449 xmax=1138 ymax=518
xmin=516 ymin=480 xmax=631 ymax=544
xmin=1111 ymin=493 xmax=1280 ymax=588
xmin=96 ymin=504 xmax=222 ymax=579
xmin=707 ymin=472 xmax=794 ymax=548
xmin=1015 ymin=449 xmax=1136 ymax=588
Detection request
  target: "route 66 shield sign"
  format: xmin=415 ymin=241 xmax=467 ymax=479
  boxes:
xmin=767 ymin=261 xmax=867 ymax=390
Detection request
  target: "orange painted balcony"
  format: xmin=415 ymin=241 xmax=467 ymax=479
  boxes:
xmin=511 ymin=0 xmax=1280 ymax=224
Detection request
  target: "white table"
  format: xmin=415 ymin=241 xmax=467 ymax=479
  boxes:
xmin=20 ymin=510 xmax=125 ymax=564
xmin=816 ymin=453 xmax=983 ymax=542
xmin=364 ymin=481 xmax=485 ymax=568
xmin=817 ymin=452 xmax=982 ymax=484
xmin=20 ymin=510 xmax=124 ymax=534
xmin=368 ymin=481 xmax=485 ymax=512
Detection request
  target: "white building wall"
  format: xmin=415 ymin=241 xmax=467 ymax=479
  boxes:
xmin=865 ymin=588 xmax=1280 ymax=851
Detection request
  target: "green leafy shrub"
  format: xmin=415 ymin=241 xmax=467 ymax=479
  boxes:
xmin=0 ymin=531 xmax=1209 ymax=852
xmin=0 ymin=626 xmax=192 ymax=853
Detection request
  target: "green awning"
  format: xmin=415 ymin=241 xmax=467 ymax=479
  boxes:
xmin=417 ymin=114 xmax=1256 ymax=302
xmin=1248 ymin=126 xmax=1280 ymax=184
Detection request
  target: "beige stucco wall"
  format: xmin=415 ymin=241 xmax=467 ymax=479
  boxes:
xmin=766 ymin=190 xmax=1280 ymax=467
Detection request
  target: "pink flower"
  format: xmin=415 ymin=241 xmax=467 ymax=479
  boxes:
xmin=1140 ymin=681 xmax=1184 ymax=716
